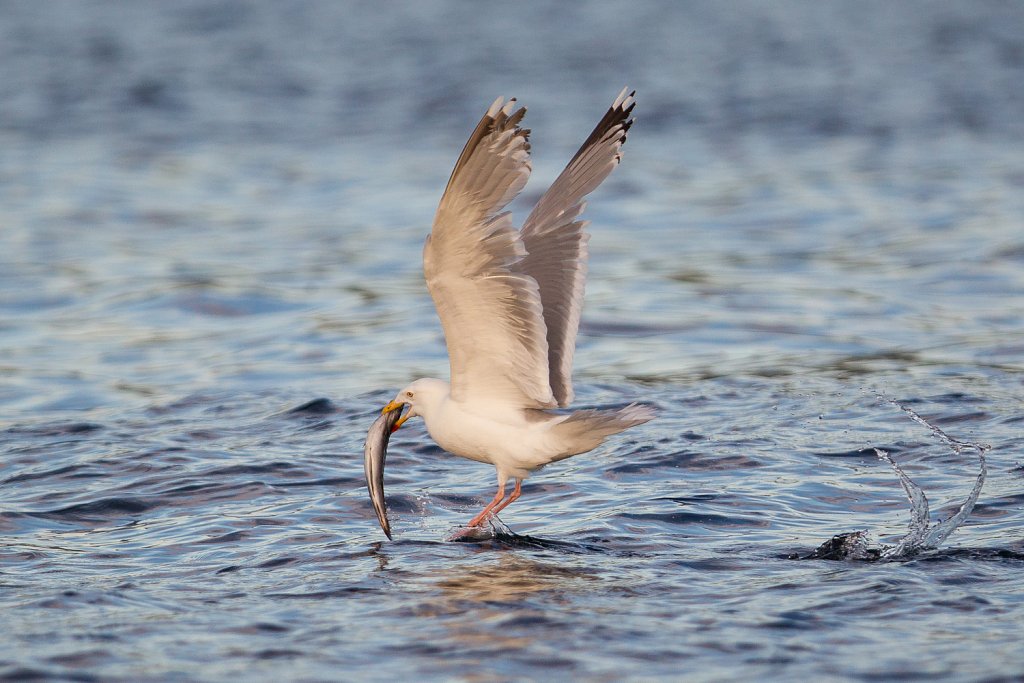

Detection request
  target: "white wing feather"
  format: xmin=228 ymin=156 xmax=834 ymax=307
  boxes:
xmin=425 ymin=98 xmax=557 ymax=409
xmin=520 ymin=88 xmax=636 ymax=406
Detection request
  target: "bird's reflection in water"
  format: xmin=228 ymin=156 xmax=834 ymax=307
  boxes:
xmin=436 ymin=553 xmax=594 ymax=602
xmin=420 ymin=549 xmax=598 ymax=659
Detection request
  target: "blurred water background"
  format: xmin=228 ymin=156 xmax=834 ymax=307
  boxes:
xmin=2 ymin=1 xmax=1023 ymax=680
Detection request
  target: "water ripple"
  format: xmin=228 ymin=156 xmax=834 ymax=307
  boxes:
xmin=2 ymin=1 xmax=1023 ymax=680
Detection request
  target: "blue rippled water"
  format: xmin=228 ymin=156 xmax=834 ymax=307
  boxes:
xmin=2 ymin=2 xmax=1024 ymax=680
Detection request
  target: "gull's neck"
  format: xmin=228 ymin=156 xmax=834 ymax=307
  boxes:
xmin=414 ymin=377 xmax=451 ymax=424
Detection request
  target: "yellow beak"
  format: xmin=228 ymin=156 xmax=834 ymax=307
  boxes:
xmin=381 ymin=400 xmax=410 ymax=432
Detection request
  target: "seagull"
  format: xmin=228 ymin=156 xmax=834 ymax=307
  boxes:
xmin=380 ymin=87 xmax=654 ymax=532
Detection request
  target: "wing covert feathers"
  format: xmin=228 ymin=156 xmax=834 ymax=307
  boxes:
xmin=424 ymin=89 xmax=636 ymax=409
xmin=519 ymin=88 xmax=636 ymax=406
xmin=426 ymin=98 xmax=556 ymax=408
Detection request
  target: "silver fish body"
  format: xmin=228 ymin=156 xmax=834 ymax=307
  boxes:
xmin=363 ymin=408 xmax=402 ymax=539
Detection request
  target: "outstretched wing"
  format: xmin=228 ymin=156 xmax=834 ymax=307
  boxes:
xmin=424 ymin=97 xmax=557 ymax=409
xmin=519 ymin=88 xmax=636 ymax=406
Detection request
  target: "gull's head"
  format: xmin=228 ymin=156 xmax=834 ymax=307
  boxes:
xmin=381 ymin=378 xmax=449 ymax=432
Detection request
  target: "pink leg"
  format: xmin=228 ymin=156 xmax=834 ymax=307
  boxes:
xmin=487 ymin=479 xmax=522 ymax=518
xmin=465 ymin=481 xmax=507 ymax=528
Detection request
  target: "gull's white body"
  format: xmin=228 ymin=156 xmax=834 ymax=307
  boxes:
xmin=399 ymin=378 xmax=652 ymax=482
xmin=411 ymin=380 xmax=549 ymax=475
xmin=424 ymin=393 xmax=560 ymax=478
xmin=383 ymin=88 xmax=654 ymax=529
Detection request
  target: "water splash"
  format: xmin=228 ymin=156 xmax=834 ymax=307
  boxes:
xmin=447 ymin=516 xmax=542 ymax=545
xmin=806 ymin=398 xmax=989 ymax=561
xmin=874 ymin=448 xmax=931 ymax=557
xmin=447 ymin=516 xmax=615 ymax=553
xmin=881 ymin=400 xmax=989 ymax=555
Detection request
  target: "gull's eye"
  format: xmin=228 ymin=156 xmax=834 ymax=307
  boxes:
xmin=405 ymin=391 xmax=414 ymax=399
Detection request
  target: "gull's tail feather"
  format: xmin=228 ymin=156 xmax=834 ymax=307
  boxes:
xmin=550 ymin=403 xmax=656 ymax=460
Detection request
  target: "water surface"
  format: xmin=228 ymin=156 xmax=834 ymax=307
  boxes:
xmin=2 ymin=2 xmax=1023 ymax=680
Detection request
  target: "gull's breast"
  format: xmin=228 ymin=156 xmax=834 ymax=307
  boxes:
xmin=425 ymin=400 xmax=559 ymax=468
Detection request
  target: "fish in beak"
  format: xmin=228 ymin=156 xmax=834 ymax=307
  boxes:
xmin=363 ymin=404 xmax=407 ymax=539
xmin=381 ymin=400 xmax=411 ymax=432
